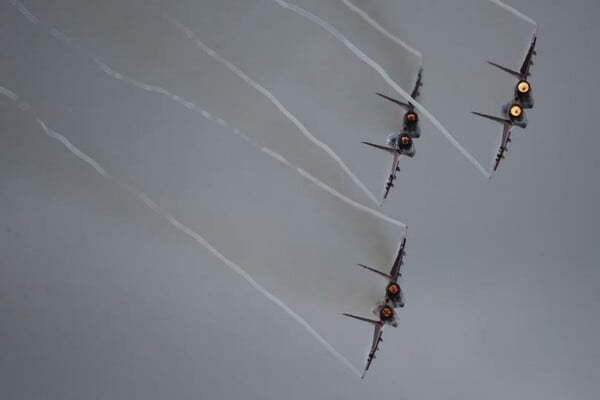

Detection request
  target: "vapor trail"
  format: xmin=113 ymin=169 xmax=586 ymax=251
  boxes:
xmin=340 ymin=0 xmax=423 ymax=62
xmin=37 ymin=119 xmax=111 ymax=178
xmin=0 ymin=86 xmax=362 ymax=377
xmin=8 ymin=1 xmax=406 ymax=230
xmin=9 ymin=0 xmax=38 ymax=24
xmin=0 ymin=86 xmax=19 ymax=102
xmin=164 ymin=14 xmax=381 ymax=205
xmin=488 ymin=0 xmax=537 ymax=27
xmin=95 ymin=59 xmax=405 ymax=229
xmin=260 ymin=147 xmax=406 ymax=230
xmin=274 ymin=0 xmax=491 ymax=179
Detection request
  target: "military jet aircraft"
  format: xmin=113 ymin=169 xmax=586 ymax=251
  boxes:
xmin=343 ymin=237 xmax=407 ymax=378
xmin=473 ymin=34 xmax=537 ymax=172
xmin=364 ymin=69 xmax=423 ymax=204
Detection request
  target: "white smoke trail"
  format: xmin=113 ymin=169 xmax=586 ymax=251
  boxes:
xmin=84 ymin=61 xmax=406 ymax=230
xmin=0 ymin=86 xmax=19 ymax=102
xmin=274 ymin=0 xmax=491 ymax=179
xmin=260 ymin=147 xmax=406 ymax=231
xmin=1 ymin=87 xmax=361 ymax=376
xmin=488 ymin=0 xmax=537 ymax=27
xmin=9 ymin=1 xmax=404 ymax=229
xmin=340 ymin=0 xmax=423 ymax=62
xmin=164 ymin=14 xmax=381 ymax=205
xmin=36 ymin=119 xmax=111 ymax=178
xmin=94 ymin=57 xmax=406 ymax=228
xmin=9 ymin=0 xmax=38 ymax=24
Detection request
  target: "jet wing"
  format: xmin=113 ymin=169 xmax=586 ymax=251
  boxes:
xmin=487 ymin=34 xmax=537 ymax=79
xmin=471 ymin=112 xmax=515 ymax=173
xmin=362 ymin=141 xmax=402 ymax=203
xmin=411 ymin=68 xmax=423 ymax=99
xmin=363 ymin=322 xmax=384 ymax=378
xmin=362 ymin=141 xmax=400 ymax=155
xmin=520 ymin=34 xmax=537 ymax=78
xmin=375 ymin=92 xmax=411 ymax=109
xmin=388 ymin=236 xmax=407 ymax=282
xmin=492 ymin=123 xmax=513 ymax=172
xmin=382 ymin=153 xmax=400 ymax=203
xmin=342 ymin=314 xmax=385 ymax=378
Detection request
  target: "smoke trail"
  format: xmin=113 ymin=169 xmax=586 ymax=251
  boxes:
xmin=488 ymin=0 xmax=537 ymax=27
xmin=0 ymin=86 xmax=19 ymax=102
xmin=164 ymin=14 xmax=381 ymax=205
xmin=274 ymin=0 xmax=491 ymax=179
xmin=260 ymin=147 xmax=407 ymax=231
xmin=1 ymin=86 xmax=362 ymax=377
xmin=9 ymin=0 xmax=38 ymax=24
xmin=7 ymin=1 xmax=406 ymax=230
xmin=36 ymin=119 xmax=111 ymax=178
xmin=94 ymin=57 xmax=406 ymax=229
xmin=340 ymin=0 xmax=423 ymax=62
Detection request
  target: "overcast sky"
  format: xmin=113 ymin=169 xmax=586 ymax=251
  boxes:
xmin=1 ymin=0 xmax=599 ymax=399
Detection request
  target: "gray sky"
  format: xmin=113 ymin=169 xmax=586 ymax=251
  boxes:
xmin=1 ymin=0 xmax=599 ymax=399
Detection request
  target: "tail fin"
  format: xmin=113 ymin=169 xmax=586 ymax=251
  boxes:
xmin=342 ymin=313 xmax=382 ymax=326
xmin=472 ymin=111 xmax=511 ymax=125
xmin=376 ymin=92 xmax=410 ymax=109
xmin=357 ymin=264 xmax=392 ymax=280
xmin=362 ymin=141 xmax=399 ymax=155
xmin=487 ymin=61 xmax=521 ymax=78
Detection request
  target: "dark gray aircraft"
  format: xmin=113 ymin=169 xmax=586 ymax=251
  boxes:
xmin=363 ymin=69 xmax=423 ymax=204
xmin=343 ymin=237 xmax=407 ymax=378
xmin=473 ymin=34 xmax=537 ymax=172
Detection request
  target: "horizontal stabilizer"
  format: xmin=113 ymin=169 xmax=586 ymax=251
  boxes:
xmin=358 ymin=264 xmax=393 ymax=280
xmin=343 ymin=313 xmax=382 ymax=326
xmin=362 ymin=141 xmax=399 ymax=155
xmin=376 ymin=92 xmax=410 ymax=109
xmin=487 ymin=61 xmax=521 ymax=78
xmin=472 ymin=111 xmax=511 ymax=125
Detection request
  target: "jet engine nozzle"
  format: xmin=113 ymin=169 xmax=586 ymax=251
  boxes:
xmin=509 ymin=104 xmax=523 ymax=120
xmin=403 ymin=111 xmax=420 ymax=137
xmin=515 ymin=80 xmax=534 ymax=109
xmin=404 ymin=111 xmax=418 ymax=125
xmin=386 ymin=282 xmax=401 ymax=298
xmin=379 ymin=305 xmax=395 ymax=322
xmin=517 ymin=80 xmax=530 ymax=94
xmin=399 ymin=134 xmax=412 ymax=149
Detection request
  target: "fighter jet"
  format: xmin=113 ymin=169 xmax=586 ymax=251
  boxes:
xmin=364 ymin=69 xmax=423 ymax=204
xmin=343 ymin=237 xmax=407 ymax=378
xmin=473 ymin=34 xmax=537 ymax=172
